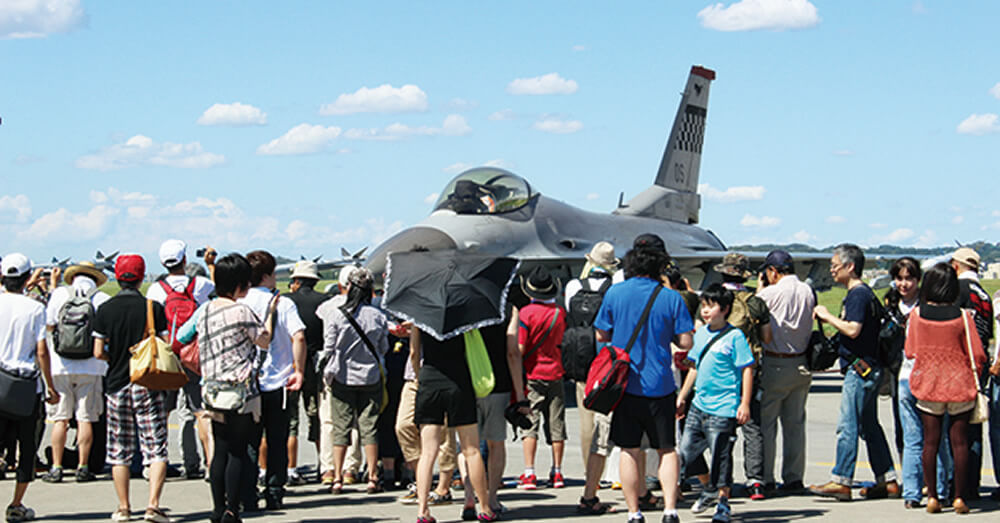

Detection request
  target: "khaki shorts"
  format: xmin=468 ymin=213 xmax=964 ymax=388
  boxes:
xmin=329 ymin=381 xmax=381 ymax=446
xmin=46 ymin=374 xmax=103 ymax=422
xmin=525 ymin=379 xmax=567 ymax=443
xmin=477 ymin=392 xmax=510 ymax=442
xmin=916 ymin=399 xmax=976 ymax=416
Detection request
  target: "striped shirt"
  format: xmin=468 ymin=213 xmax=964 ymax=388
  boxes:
xmin=196 ymin=301 xmax=263 ymax=394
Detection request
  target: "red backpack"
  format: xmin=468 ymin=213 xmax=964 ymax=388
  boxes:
xmin=583 ymin=285 xmax=662 ymax=414
xmin=160 ymin=277 xmax=198 ymax=352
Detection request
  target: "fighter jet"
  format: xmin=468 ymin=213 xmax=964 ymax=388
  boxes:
xmin=273 ymin=247 xmax=368 ymax=279
xmin=94 ymin=250 xmax=119 ymax=273
xmin=365 ymin=65 xmax=835 ymax=290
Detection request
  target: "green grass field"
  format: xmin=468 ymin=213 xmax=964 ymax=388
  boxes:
xmin=97 ymin=279 xmax=340 ymax=296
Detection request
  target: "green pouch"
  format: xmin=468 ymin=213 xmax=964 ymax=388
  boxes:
xmin=464 ymin=328 xmax=495 ymax=398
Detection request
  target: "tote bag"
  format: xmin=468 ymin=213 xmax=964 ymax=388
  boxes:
xmin=130 ymin=300 xmax=189 ymax=391
xmin=464 ymin=328 xmax=495 ymax=398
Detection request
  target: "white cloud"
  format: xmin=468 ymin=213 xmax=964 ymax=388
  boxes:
xmin=443 ymin=162 xmax=473 ymax=175
xmin=13 ymin=154 xmax=43 ymax=165
xmin=442 ymin=159 xmax=513 ymax=175
xmin=572 ymin=45 xmax=587 ymax=52
xmin=990 ymin=82 xmax=1000 ymax=100
xmin=993 ymin=210 xmax=1000 ymax=217
xmin=874 ymin=228 xmax=915 ymax=243
xmin=956 ymin=113 xmax=1000 ymax=135
xmin=423 ymin=193 xmax=440 ymax=204
xmin=197 ymin=102 xmax=267 ymax=126
xmin=0 ymin=195 xmax=32 ymax=223
xmin=869 ymin=222 xmax=887 ymax=229
xmin=446 ymin=98 xmax=478 ymax=111
xmin=0 ymin=0 xmax=85 ymax=39
xmin=698 ymin=183 xmax=765 ymax=202
xmin=586 ymin=193 xmax=600 ymax=201
xmin=75 ymin=135 xmax=225 ymax=170
xmin=345 ymin=115 xmax=471 ymax=141
xmin=285 ymin=220 xmax=308 ymax=241
xmin=488 ymin=109 xmax=516 ymax=121
xmin=740 ymin=214 xmax=781 ymax=228
xmin=952 ymin=215 xmax=965 ymax=225
xmin=912 ymin=1 xmax=927 ymax=14
xmin=697 ymin=0 xmax=820 ymax=32
xmin=256 ymin=124 xmax=342 ymax=155
xmin=790 ymin=230 xmax=812 ymax=243
xmin=826 ymin=215 xmax=846 ymax=224
xmin=915 ymin=229 xmax=937 ymax=247
xmin=319 ymin=84 xmax=428 ymax=115
xmin=832 ymin=149 xmax=854 ymax=157
xmin=20 ymin=205 xmax=119 ymax=241
xmin=89 ymin=187 xmax=156 ymax=205
xmin=507 ymin=73 xmax=579 ymax=95
xmin=533 ymin=117 xmax=583 ymax=134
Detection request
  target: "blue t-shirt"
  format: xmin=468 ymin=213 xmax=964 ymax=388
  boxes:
xmin=593 ymin=277 xmax=694 ymax=397
xmin=837 ymin=284 xmax=880 ymax=365
xmin=688 ymin=324 xmax=754 ymax=418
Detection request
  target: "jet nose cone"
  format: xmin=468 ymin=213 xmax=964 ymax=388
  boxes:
xmin=365 ymin=226 xmax=458 ymax=277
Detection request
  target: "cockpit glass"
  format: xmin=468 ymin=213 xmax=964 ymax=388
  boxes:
xmin=433 ymin=168 xmax=533 ymax=214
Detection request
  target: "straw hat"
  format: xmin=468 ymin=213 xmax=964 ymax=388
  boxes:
xmin=64 ymin=261 xmax=108 ymax=287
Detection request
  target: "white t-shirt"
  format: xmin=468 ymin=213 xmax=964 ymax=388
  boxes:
xmin=898 ymin=299 xmax=919 ymax=382
xmin=564 ymin=269 xmax=624 ymax=309
xmin=239 ymin=287 xmax=306 ymax=392
xmin=0 ymin=292 xmax=46 ymax=384
xmin=45 ymin=278 xmax=111 ymax=376
xmin=146 ymin=275 xmax=215 ymax=306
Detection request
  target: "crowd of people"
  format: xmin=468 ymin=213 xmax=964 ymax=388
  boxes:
xmin=0 ymin=236 xmax=997 ymax=523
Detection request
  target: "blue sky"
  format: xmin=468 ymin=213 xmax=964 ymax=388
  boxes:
xmin=2 ymin=0 xmax=999 ymax=266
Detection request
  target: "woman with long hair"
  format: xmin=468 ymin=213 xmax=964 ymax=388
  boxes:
xmin=905 ymin=262 xmax=987 ymax=513
xmin=197 ymin=254 xmax=276 ymax=523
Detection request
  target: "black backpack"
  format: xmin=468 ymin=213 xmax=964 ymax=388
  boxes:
xmin=561 ymin=275 xmax=613 ymax=381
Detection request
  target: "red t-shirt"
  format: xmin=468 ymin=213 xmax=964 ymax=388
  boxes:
xmin=518 ymin=302 xmax=566 ymax=380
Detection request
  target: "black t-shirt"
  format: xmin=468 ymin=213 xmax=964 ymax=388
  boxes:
xmin=480 ymin=322 xmax=512 ymax=394
xmin=92 ymin=288 xmax=168 ymax=393
xmin=837 ymin=284 xmax=880 ymax=364
xmin=955 ymin=278 xmax=993 ymax=350
xmin=285 ymin=287 xmax=328 ymax=356
xmin=420 ymin=332 xmax=473 ymax=392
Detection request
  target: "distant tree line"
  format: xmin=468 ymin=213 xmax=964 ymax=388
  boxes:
xmin=728 ymin=241 xmax=1000 ymax=265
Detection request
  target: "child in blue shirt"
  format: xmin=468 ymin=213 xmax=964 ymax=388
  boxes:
xmin=675 ymin=284 xmax=755 ymax=523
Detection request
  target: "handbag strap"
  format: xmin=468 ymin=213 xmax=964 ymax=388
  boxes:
xmin=695 ymin=325 xmax=735 ymax=373
xmin=145 ymin=299 xmax=156 ymax=338
xmin=961 ymin=310 xmax=983 ymax=393
xmin=523 ymin=307 xmax=560 ymax=360
xmin=340 ymin=305 xmax=381 ymax=364
xmin=624 ymin=285 xmax=664 ymax=353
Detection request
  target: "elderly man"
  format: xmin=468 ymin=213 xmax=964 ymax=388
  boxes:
xmin=754 ymin=250 xmax=815 ymax=494
xmin=810 ymin=244 xmax=897 ymax=501
xmin=950 ymin=247 xmax=993 ymax=499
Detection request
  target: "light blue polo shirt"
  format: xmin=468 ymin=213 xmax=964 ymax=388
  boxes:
xmin=688 ymin=323 xmax=754 ymax=418
xmin=593 ymin=277 xmax=694 ymax=397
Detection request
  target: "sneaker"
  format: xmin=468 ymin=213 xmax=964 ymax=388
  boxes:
xmin=183 ymin=467 xmax=204 ymax=480
xmin=398 ymin=483 xmax=419 ymax=504
xmin=748 ymin=482 xmax=765 ymax=501
xmin=626 ymin=516 xmax=645 ymax=523
xmin=110 ymin=508 xmax=130 ymax=522
xmin=41 ymin=467 xmax=63 ymax=483
xmin=691 ymin=491 xmax=717 ymax=514
xmin=477 ymin=512 xmax=500 ymax=522
xmin=809 ymin=481 xmax=851 ymax=502
xmin=461 ymin=507 xmax=477 ymax=521
xmin=5 ymin=505 xmax=35 ymax=522
xmin=143 ymin=507 xmax=170 ymax=523
xmin=518 ymin=473 xmax=537 ymax=490
xmin=661 ymin=515 xmax=679 ymax=523
xmin=287 ymin=470 xmax=306 ymax=486
xmin=711 ymin=501 xmax=732 ymax=523
xmin=428 ymin=490 xmax=453 ymax=505
xmin=550 ymin=471 xmax=565 ymax=489
xmin=76 ymin=467 xmax=97 ymax=483
xmin=778 ymin=480 xmax=804 ymax=494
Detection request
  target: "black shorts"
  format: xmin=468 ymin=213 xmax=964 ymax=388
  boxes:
xmin=611 ymin=392 xmax=677 ymax=450
xmin=414 ymin=367 xmax=477 ymax=427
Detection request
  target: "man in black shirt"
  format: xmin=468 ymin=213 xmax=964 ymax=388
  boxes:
xmin=92 ymin=255 xmax=171 ymax=523
xmin=284 ymin=261 xmax=328 ymax=485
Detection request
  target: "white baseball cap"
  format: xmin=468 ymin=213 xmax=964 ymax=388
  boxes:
xmin=1 ymin=253 xmax=31 ymax=278
xmin=158 ymin=239 xmax=187 ymax=268
xmin=338 ymin=265 xmax=357 ymax=284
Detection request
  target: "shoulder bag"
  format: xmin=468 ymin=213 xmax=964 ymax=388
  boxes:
xmin=583 ymin=285 xmax=663 ymax=414
xmin=0 ymin=365 xmax=39 ymax=419
xmin=340 ymin=305 xmax=389 ymax=414
xmin=201 ymin=303 xmax=257 ymax=413
xmin=962 ymin=310 xmax=990 ymax=424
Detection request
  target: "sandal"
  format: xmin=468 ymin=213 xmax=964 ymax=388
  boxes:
xmin=330 ymin=480 xmax=344 ymax=495
xmin=638 ymin=491 xmax=662 ymax=510
xmin=367 ymin=479 xmax=384 ymax=494
xmin=577 ymin=496 xmax=612 ymax=515
xmin=416 ymin=517 xmax=437 ymax=523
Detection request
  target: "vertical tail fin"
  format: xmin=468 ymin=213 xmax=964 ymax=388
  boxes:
xmin=615 ymin=65 xmax=714 ymax=224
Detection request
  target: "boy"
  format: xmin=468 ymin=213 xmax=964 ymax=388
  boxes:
xmin=675 ymin=284 xmax=754 ymax=523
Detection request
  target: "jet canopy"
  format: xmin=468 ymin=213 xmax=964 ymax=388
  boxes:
xmin=433 ymin=167 xmax=533 ymax=215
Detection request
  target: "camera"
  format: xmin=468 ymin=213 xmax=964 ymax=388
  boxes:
xmin=196 ymin=248 xmax=206 ymax=257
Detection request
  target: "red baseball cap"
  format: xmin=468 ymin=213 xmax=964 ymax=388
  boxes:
xmin=115 ymin=254 xmax=146 ymax=283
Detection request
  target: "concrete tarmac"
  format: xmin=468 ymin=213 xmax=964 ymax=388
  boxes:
xmin=15 ymin=373 xmax=1000 ymax=522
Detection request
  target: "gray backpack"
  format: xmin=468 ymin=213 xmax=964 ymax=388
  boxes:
xmin=54 ymin=288 xmax=98 ymax=360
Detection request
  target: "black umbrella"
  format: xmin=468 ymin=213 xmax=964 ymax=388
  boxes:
xmin=382 ymin=250 xmax=520 ymax=341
